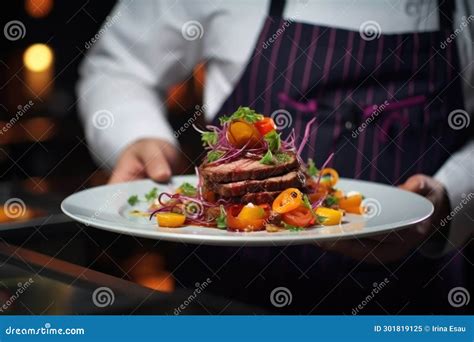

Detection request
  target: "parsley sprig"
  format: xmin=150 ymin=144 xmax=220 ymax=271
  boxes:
xmin=219 ymin=107 xmax=264 ymax=125
xmin=127 ymin=187 xmax=159 ymax=206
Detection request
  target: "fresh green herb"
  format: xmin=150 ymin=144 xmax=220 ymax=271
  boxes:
xmin=307 ymin=158 xmax=318 ymax=177
xmin=264 ymin=130 xmax=281 ymax=152
xmin=207 ymin=150 xmax=225 ymax=163
xmin=216 ymin=205 xmax=227 ymax=229
xmin=178 ymin=182 xmax=197 ymax=196
xmin=127 ymin=195 xmax=140 ymax=206
xmin=317 ymin=215 xmax=327 ymax=224
xmin=274 ymin=152 xmax=291 ymax=163
xmin=324 ymin=195 xmax=339 ymax=207
xmin=219 ymin=107 xmax=264 ymax=124
xmin=144 ymin=187 xmax=158 ymax=202
xmin=303 ymin=194 xmax=319 ymax=220
xmin=282 ymin=222 xmax=304 ymax=231
xmin=259 ymin=149 xmax=274 ymax=165
xmin=201 ymin=131 xmax=218 ymax=147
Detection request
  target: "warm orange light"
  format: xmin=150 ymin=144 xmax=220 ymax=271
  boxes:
xmin=23 ymin=44 xmax=54 ymax=72
xmin=25 ymin=0 xmax=53 ymax=18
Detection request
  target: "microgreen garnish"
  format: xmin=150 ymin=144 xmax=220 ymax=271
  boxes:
xmin=264 ymin=130 xmax=281 ymax=152
xmin=307 ymin=158 xmax=318 ymax=177
xmin=219 ymin=106 xmax=264 ymax=124
xmin=274 ymin=152 xmax=291 ymax=163
xmin=259 ymin=149 xmax=274 ymax=165
xmin=324 ymin=195 xmax=339 ymax=207
xmin=201 ymin=131 xmax=218 ymax=147
xmin=282 ymin=222 xmax=304 ymax=231
xmin=216 ymin=205 xmax=227 ymax=229
xmin=127 ymin=187 xmax=158 ymax=206
xmin=144 ymin=187 xmax=158 ymax=202
xmin=207 ymin=150 xmax=225 ymax=163
xmin=303 ymin=194 xmax=319 ymax=220
xmin=178 ymin=182 xmax=197 ymax=196
xmin=127 ymin=195 xmax=139 ymax=206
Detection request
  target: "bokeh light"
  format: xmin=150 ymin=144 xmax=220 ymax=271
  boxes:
xmin=23 ymin=44 xmax=54 ymax=72
xmin=25 ymin=0 xmax=53 ymax=18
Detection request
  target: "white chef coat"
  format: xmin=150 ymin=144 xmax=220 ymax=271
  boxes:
xmin=77 ymin=0 xmax=474 ymax=255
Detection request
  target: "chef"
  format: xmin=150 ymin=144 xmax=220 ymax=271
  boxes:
xmin=78 ymin=0 xmax=473 ymax=312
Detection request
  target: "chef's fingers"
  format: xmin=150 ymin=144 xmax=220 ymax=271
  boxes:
xmin=109 ymin=150 xmax=146 ymax=184
xmin=141 ymin=142 xmax=172 ymax=182
xmin=399 ymin=174 xmax=430 ymax=196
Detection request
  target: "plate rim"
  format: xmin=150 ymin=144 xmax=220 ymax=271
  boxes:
xmin=60 ymin=177 xmax=434 ymax=246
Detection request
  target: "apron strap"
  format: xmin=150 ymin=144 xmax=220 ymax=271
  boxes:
xmin=268 ymin=0 xmax=285 ymax=17
xmin=438 ymin=0 xmax=455 ymax=31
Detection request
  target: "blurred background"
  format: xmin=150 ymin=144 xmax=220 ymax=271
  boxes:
xmin=1 ymin=0 xmax=204 ymax=225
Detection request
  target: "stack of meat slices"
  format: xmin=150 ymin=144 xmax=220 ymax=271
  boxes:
xmin=200 ymin=151 xmax=306 ymax=204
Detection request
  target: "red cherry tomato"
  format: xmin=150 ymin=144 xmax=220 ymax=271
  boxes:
xmin=282 ymin=206 xmax=315 ymax=228
xmin=254 ymin=117 xmax=277 ymax=136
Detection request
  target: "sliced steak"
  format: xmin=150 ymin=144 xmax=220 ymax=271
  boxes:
xmin=208 ymin=171 xmax=305 ymax=197
xmin=200 ymin=152 xmax=300 ymax=183
xmin=238 ymin=191 xmax=281 ymax=205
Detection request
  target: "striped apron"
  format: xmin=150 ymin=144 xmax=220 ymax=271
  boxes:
xmin=194 ymin=0 xmax=470 ymax=313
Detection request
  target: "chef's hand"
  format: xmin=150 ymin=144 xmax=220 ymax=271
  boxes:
xmin=319 ymin=174 xmax=450 ymax=264
xmin=109 ymin=138 xmax=184 ymax=184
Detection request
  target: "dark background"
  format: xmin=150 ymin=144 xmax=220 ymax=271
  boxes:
xmin=1 ymin=0 xmax=203 ymax=196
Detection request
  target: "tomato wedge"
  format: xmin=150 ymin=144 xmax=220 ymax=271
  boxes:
xmin=156 ymin=212 xmax=186 ymax=227
xmin=315 ymin=207 xmax=343 ymax=226
xmin=254 ymin=117 xmax=277 ymax=136
xmin=282 ymin=206 xmax=315 ymax=227
xmin=226 ymin=205 xmax=269 ymax=232
xmin=338 ymin=193 xmax=363 ymax=212
xmin=272 ymin=188 xmax=303 ymax=214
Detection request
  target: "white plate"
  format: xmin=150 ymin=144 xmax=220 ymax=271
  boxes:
xmin=61 ymin=176 xmax=433 ymax=246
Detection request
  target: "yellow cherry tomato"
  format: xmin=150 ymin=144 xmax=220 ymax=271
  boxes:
xmin=238 ymin=204 xmax=265 ymax=221
xmin=272 ymin=188 xmax=304 ymax=214
xmin=226 ymin=120 xmax=261 ymax=148
xmin=315 ymin=207 xmax=343 ymax=226
xmin=339 ymin=193 xmax=363 ymax=213
xmin=156 ymin=212 xmax=186 ymax=227
xmin=320 ymin=168 xmax=339 ymax=188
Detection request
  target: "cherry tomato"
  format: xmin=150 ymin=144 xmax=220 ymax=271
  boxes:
xmin=238 ymin=204 xmax=265 ymax=220
xmin=156 ymin=213 xmax=186 ymax=227
xmin=282 ymin=206 xmax=315 ymax=227
xmin=339 ymin=193 xmax=363 ymax=213
xmin=226 ymin=121 xmax=261 ymax=148
xmin=226 ymin=205 xmax=269 ymax=232
xmin=272 ymin=188 xmax=304 ymax=214
xmin=254 ymin=117 xmax=277 ymax=136
xmin=319 ymin=168 xmax=339 ymax=188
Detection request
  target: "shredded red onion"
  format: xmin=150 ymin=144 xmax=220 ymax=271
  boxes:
xmin=297 ymin=117 xmax=316 ymax=156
